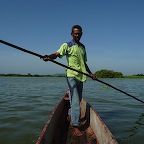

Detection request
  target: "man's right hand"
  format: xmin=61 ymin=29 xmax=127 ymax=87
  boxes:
xmin=42 ymin=53 xmax=58 ymax=61
xmin=42 ymin=55 xmax=50 ymax=61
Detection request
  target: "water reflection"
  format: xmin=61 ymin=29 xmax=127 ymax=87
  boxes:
xmin=125 ymin=113 xmax=144 ymax=137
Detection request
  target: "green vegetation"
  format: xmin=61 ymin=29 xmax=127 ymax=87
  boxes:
xmin=0 ymin=73 xmax=65 ymax=77
xmin=0 ymin=70 xmax=144 ymax=78
xmin=94 ymin=69 xmax=124 ymax=78
xmin=124 ymin=74 xmax=144 ymax=78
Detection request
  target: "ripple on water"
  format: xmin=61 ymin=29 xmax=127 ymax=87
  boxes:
xmin=0 ymin=77 xmax=144 ymax=144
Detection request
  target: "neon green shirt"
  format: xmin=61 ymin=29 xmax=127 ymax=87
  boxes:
xmin=57 ymin=40 xmax=87 ymax=82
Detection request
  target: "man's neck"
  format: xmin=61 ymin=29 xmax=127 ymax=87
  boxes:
xmin=72 ymin=39 xmax=80 ymax=44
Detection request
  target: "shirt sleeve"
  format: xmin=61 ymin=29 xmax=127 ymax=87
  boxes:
xmin=84 ymin=49 xmax=87 ymax=62
xmin=57 ymin=43 xmax=68 ymax=58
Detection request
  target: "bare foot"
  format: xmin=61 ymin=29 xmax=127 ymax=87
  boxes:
xmin=72 ymin=127 xmax=82 ymax=137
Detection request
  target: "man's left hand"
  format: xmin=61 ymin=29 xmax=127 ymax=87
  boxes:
xmin=89 ymin=73 xmax=97 ymax=80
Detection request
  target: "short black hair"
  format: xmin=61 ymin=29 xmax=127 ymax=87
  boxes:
xmin=71 ymin=25 xmax=82 ymax=32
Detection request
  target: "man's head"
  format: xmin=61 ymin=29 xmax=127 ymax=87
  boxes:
xmin=71 ymin=25 xmax=83 ymax=43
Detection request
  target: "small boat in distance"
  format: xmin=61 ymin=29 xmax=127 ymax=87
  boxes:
xmin=36 ymin=90 xmax=118 ymax=144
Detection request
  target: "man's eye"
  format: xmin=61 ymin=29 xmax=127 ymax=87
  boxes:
xmin=74 ymin=33 xmax=81 ymax=35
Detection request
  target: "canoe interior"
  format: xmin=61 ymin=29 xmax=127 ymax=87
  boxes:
xmin=36 ymin=91 xmax=118 ymax=144
xmin=36 ymin=93 xmax=70 ymax=144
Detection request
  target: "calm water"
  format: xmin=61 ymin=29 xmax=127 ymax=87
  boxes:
xmin=0 ymin=77 xmax=144 ymax=144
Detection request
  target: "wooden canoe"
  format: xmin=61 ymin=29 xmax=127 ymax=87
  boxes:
xmin=36 ymin=90 xmax=118 ymax=144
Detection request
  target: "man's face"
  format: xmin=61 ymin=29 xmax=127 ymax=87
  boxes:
xmin=71 ymin=28 xmax=82 ymax=43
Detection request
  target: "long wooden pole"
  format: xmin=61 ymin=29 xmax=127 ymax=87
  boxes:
xmin=0 ymin=39 xmax=144 ymax=104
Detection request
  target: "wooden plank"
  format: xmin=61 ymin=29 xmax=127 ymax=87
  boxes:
xmin=66 ymin=126 xmax=97 ymax=144
xmin=80 ymin=99 xmax=118 ymax=144
xmin=36 ymin=91 xmax=118 ymax=144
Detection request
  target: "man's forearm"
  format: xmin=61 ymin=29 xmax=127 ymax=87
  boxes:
xmin=85 ymin=63 xmax=92 ymax=74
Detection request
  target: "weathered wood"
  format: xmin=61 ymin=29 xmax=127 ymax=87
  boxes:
xmin=80 ymin=99 xmax=118 ymax=144
xmin=36 ymin=91 xmax=118 ymax=144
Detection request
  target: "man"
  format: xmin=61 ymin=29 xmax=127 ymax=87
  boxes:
xmin=43 ymin=25 xmax=96 ymax=136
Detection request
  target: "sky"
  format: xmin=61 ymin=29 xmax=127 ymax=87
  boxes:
xmin=0 ymin=0 xmax=144 ymax=75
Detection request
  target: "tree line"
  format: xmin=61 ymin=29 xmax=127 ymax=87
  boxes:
xmin=0 ymin=70 xmax=144 ymax=78
xmin=0 ymin=73 xmax=64 ymax=77
xmin=94 ymin=69 xmax=124 ymax=78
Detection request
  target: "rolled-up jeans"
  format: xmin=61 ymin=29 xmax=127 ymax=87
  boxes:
xmin=66 ymin=77 xmax=83 ymax=126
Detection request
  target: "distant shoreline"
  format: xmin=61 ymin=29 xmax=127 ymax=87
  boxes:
xmin=0 ymin=73 xmax=65 ymax=77
xmin=0 ymin=74 xmax=144 ymax=78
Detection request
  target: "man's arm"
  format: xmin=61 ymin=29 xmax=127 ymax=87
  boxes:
xmin=43 ymin=52 xmax=60 ymax=61
xmin=85 ymin=62 xmax=97 ymax=80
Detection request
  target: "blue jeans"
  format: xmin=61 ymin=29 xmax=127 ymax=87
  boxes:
xmin=66 ymin=77 xmax=83 ymax=126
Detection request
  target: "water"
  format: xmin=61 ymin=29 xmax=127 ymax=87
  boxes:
xmin=0 ymin=77 xmax=144 ymax=144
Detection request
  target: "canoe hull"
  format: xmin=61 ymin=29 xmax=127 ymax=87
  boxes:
xmin=80 ymin=98 xmax=118 ymax=144
xmin=36 ymin=91 xmax=118 ymax=144
xmin=36 ymin=94 xmax=70 ymax=144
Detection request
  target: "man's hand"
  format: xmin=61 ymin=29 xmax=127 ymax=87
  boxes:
xmin=89 ymin=73 xmax=97 ymax=80
xmin=41 ymin=55 xmax=50 ymax=61
xmin=41 ymin=53 xmax=58 ymax=61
